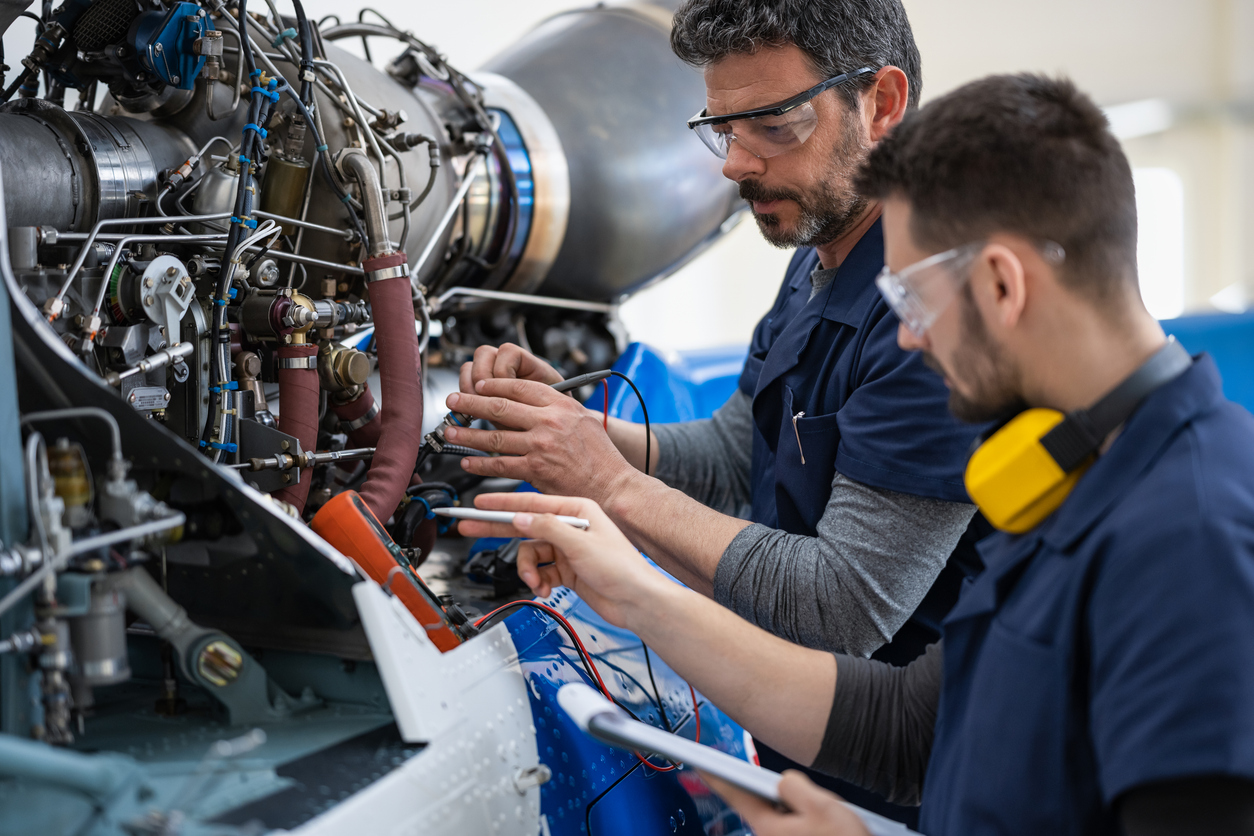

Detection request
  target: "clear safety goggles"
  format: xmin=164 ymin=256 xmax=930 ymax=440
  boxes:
xmin=876 ymin=241 xmax=1065 ymax=336
xmin=686 ymin=68 xmax=875 ymax=160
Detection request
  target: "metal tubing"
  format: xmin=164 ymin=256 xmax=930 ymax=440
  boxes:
xmin=21 ymin=408 xmax=123 ymax=471
xmin=411 ymin=160 xmax=481 ymax=277
xmin=0 ymin=513 xmax=186 ymax=622
xmin=255 ymin=211 xmax=355 ymax=240
xmin=433 ymin=286 xmax=615 ymax=314
xmin=340 ymin=151 xmax=390 ymax=257
xmin=49 ymin=214 xmax=232 ymax=315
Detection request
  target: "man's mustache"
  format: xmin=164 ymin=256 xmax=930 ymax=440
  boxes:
xmin=739 ymin=180 xmax=803 ymax=206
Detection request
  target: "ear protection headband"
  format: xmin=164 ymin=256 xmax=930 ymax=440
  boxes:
xmin=965 ymin=338 xmax=1192 ymax=533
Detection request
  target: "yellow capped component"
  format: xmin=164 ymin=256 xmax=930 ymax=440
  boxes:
xmin=965 ymin=408 xmax=1091 ymax=533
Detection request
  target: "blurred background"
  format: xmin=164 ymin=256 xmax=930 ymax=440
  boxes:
xmin=7 ymin=0 xmax=1251 ymax=352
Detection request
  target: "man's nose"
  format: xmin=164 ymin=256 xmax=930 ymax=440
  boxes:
xmin=721 ymin=139 xmax=766 ymax=182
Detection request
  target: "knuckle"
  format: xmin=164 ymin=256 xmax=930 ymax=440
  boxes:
xmin=488 ymin=430 xmax=507 ymax=453
xmin=487 ymin=397 xmax=510 ymax=418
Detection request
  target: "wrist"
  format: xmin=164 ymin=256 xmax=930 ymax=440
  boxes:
xmin=600 ymin=465 xmax=649 ymax=522
xmin=616 ymin=568 xmax=682 ymax=637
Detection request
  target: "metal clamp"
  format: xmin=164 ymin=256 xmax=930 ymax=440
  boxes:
xmin=277 ymin=356 xmax=317 ymax=370
xmin=341 ymin=400 xmax=380 ymax=431
xmin=365 ymin=264 xmax=410 ymax=283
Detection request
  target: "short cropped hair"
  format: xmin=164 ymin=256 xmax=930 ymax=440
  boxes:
xmin=671 ymin=0 xmax=922 ymax=110
xmin=856 ymin=74 xmax=1139 ymax=300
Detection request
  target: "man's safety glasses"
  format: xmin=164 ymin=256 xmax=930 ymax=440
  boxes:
xmin=686 ymin=67 xmax=875 ymax=160
xmin=876 ymin=241 xmax=1065 ymax=337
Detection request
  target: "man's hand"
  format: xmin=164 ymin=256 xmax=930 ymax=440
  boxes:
xmin=459 ymin=343 xmax=563 ymax=394
xmin=455 ymin=492 xmax=664 ymax=628
xmin=703 ymin=771 xmax=871 ymax=836
xmin=444 ymin=379 xmax=636 ymax=501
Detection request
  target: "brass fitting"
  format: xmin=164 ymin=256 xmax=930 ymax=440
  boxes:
xmin=318 ymin=342 xmax=371 ymax=396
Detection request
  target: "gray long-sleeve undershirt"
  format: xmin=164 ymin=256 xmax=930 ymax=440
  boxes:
xmin=813 ymin=642 xmax=943 ymax=806
xmin=653 ymin=389 xmax=974 ymax=656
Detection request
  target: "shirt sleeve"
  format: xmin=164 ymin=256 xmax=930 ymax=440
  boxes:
xmin=834 ymin=301 xmax=980 ymax=504
xmin=1088 ymin=431 xmax=1254 ymax=803
xmin=811 ymin=641 xmax=943 ymax=806
xmin=652 ymin=389 xmax=753 ymax=518
xmin=712 ymin=471 xmax=975 ymax=655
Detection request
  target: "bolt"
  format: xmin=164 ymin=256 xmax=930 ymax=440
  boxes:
xmin=144 ymin=277 xmax=154 ymax=288
xmin=163 ymin=392 xmax=170 ymax=402
xmin=166 ymin=266 xmax=178 ymax=277
xmin=171 ymin=75 xmax=180 ymax=84
xmin=280 ymin=440 xmax=290 ymax=451
xmin=128 ymin=392 xmax=137 ymax=403
xmin=144 ymin=295 xmax=155 ymax=306
xmin=155 ymin=44 xmax=163 ymax=53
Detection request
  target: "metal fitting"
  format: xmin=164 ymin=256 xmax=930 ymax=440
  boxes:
xmin=318 ymin=343 xmax=371 ymax=394
xmin=196 ymin=640 xmax=243 ymax=687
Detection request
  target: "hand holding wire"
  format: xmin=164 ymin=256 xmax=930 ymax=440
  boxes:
xmin=443 ymin=379 xmax=633 ymax=501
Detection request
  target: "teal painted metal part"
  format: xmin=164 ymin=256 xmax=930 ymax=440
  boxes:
xmin=0 ymin=184 xmax=32 ymax=738
xmin=0 ymin=733 xmax=141 ymax=800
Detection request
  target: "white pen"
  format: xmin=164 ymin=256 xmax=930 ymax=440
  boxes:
xmin=432 ymin=507 xmax=591 ymax=530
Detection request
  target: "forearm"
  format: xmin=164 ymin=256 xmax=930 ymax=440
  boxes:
xmin=604 ymin=470 xmax=750 ymax=596
xmin=714 ymin=473 xmax=975 ymax=655
xmin=809 ymin=643 xmax=942 ymax=806
xmin=605 ymin=415 xmax=658 ymax=475
xmin=625 ymin=576 xmax=836 ymax=765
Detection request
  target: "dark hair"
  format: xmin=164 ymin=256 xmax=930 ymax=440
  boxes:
xmin=670 ymin=0 xmax=922 ymax=110
xmin=856 ymin=74 xmax=1138 ymax=301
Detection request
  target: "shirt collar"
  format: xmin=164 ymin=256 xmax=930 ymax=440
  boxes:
xmin=1035 ymin=353 xmax=1224 ymax=551
xmin=820 ymin=217 xmax=885 ymax=328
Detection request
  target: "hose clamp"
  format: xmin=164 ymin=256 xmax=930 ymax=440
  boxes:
xmin=363 ymin=252 xmax=409 ymax=284
xmin=277 ymin=356 xmax=317 ymax=370
xmin=365 ymin=264 xmax=410 ymax=283
xmin=341 ymin=400 xmax=380 ymax=431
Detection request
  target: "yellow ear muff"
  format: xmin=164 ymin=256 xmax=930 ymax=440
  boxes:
xmin=964 ymin=408 xmax=1092 ymax=534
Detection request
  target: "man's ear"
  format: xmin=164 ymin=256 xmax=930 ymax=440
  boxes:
xmin=973 ymin=244 xmax=1028 ymax=332
xmin=867 ymin=66 xmax=909 ymax=142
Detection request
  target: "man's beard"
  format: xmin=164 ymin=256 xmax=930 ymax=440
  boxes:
xmin=924 ymin=288 xmax=1028 ymax=424
xmin=739 ymin=117 xmax=869 ymax=249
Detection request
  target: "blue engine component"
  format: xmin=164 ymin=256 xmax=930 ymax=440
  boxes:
xmin=1163 ymin=310 xmax=1254 ymax=413
xmin=130 ymin=2 xmax=212 ymax=90
xmin=583 ymin=343 xmax=747 ymax=423
xmin=507 ymin=588 xmax=752 ymax=836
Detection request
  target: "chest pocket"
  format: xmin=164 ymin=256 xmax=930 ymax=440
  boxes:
xmin=774 ymin=385 xmax=843 ymax=535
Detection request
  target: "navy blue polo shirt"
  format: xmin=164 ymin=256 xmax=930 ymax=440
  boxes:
xmin=739 ymin=218 xmax=978 ymax=536
xmin=921 ymin=355 xmax=1254 ymax=835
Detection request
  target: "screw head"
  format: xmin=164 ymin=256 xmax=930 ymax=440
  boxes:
xmin=128 ymin=392 xmax=137 ymax=403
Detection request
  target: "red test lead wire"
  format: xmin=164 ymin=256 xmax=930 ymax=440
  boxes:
xmin=473 ymin=599 xmax=701 ymax=771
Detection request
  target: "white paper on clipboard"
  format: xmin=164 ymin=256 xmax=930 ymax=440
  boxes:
xmin=556 ymin=683 xmax=914 ymax=836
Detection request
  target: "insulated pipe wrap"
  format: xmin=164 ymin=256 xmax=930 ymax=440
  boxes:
xmin=357 ymin=268 xmax=421 ymax=522
xmin=333 ymin=384 xmax=382 ymax=448
xmin=274 ymin=343 xmax=320 ymax=511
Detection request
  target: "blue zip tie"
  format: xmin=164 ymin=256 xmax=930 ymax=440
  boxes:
xmin=229 ymin=215 xmax=258 ymax=229
xmin=209 ymin=441 xmax=238 ymax=453
xmin=249 ymin=68 xmax=262 ymax=78
xmin=412 ymin=496 xmax=436 ymax=520
xmin=272 ymin=27 xmax=297 ymax=47
xmin=227 ymin=287 xmax=238 ymax=299
xmin=316 ymin=144 xmax=328 ymax=152
xmin=340 ymin=194 xmax=352 ymax=203
xmin=250 ymin=86 xmax=280 ymax=102
xmin=214 ymin=298 xmax=228 ymax=306
xmin=237 ymin=154 xmax=252 ymax=165
xmin=243 ymin=122 xmax=267 ymax=138
xmin=209 ymin=381 xmax=240 ymax=393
